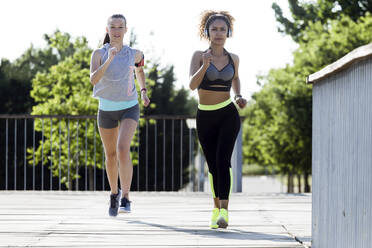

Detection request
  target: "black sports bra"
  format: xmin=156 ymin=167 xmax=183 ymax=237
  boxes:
xmin=198 ymin=49 xmax=235 ymax=92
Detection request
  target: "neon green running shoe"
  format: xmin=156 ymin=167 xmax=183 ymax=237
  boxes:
xmin=210 ymin=208 xmax=219 ymax=229
xmin=217 ymin=208 xmax=229 ymax=228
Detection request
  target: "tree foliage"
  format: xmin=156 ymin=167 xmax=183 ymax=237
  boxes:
xmin=272 ymin=0 xmax=372 ymax=42
xmin=244 ymin=1 xmax=372 ymax=192
xmin=0 ymin=30 xmax=74 ymax=114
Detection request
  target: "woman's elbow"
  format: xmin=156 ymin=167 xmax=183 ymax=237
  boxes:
xmin=189 ymin=78 xmax=197 ymax=90
xmin=90 ymin=75 xmax=96 ymax=86
xmin=189 ymin=83 xmax=196 ymax=91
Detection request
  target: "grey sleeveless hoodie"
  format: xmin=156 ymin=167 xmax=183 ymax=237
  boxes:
xmin=92 ymin=44 xmax=138 ymax=101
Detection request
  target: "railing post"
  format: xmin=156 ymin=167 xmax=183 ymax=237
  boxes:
xmin=24 ymin=119 xmax=27 ymax=191
xmin=14 ymin=119 xmax=17 ymax=190
xmin=231 ymin=127 xmax=242 ymax=193
xmin=5 ymin=119 xmax=8 ymax=191
xmin=196 ymin=146 xmax=205 ymax=192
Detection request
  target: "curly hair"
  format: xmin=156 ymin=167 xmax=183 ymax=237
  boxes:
xmin=198 ymin=10 xmax=235 ymax=40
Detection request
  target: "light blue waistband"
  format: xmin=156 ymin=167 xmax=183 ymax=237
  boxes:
xmin=99 ymin=98 xmax=138 ymax=111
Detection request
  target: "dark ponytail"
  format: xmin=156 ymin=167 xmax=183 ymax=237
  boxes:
xmin=102 ymin=14 xmax=126 ymax=46
xmin=103 ymin=33 xmax=110 ymax=45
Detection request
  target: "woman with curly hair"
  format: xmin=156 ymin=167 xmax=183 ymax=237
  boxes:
xmin=189 ymin=10 xmax=247 ymax=229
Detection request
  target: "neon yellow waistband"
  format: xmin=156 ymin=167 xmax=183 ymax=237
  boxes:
xmin=198 ymin=98 xmax=232 ymax=111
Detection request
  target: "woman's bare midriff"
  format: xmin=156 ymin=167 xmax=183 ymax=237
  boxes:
xmin=198 ymin=89 xmax=230 ymax=105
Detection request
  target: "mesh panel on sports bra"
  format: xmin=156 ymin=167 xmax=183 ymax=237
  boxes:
xmin=198 ymin=49 xmax=235 ymax=92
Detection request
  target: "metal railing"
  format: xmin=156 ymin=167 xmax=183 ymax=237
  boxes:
xmin=0 ymin=114 xmax=242 ymax=192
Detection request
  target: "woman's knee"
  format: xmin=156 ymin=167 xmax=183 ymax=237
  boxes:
xmin=117 ymin=143 xmax=130 ymax=157
xmin=216 ymin=153 xmax=230 ymax=167
xmin=105 ymin=150 xmax=117 ymax=162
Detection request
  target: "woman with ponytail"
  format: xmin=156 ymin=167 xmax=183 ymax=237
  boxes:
xmin=90 ymin=14 xmax=150 ymax=217
xmin=189 ymin=10 xmax=247 ymax=228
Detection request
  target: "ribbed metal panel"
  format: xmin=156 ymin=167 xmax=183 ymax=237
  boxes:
xmin=312 ymin=56 xmax=372 ymax=248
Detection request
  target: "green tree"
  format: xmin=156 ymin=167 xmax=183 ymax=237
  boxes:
xmin=0 ymin=31 xmax=80 ymax=190
xmin=0 ymin=30 xmax=77 ymax=114
xmin=272 ymin=0 xmax=372 ymax=42
xmin=244 ymin=12 xmax=372 ymax=192
xmin=144 ymin=64 xmax=197 ymax=116
xmin=28 ymin=32 xmax=96 ymax=189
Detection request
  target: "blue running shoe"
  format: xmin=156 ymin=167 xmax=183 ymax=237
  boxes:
xmin=108 ymin=189 xmax=121 ymax=217
xmin=119 ymin=197 xmax=131 ymax=213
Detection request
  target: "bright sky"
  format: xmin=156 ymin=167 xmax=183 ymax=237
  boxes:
xmin=0 ymin=0 xmax=297 ymax=100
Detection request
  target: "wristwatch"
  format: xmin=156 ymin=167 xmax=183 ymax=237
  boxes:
xmin=234 ymin=94 xmax=242 ymax=101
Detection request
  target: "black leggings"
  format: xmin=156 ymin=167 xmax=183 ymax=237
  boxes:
xmin=196 ymin=103 xmax=241 ymax=200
